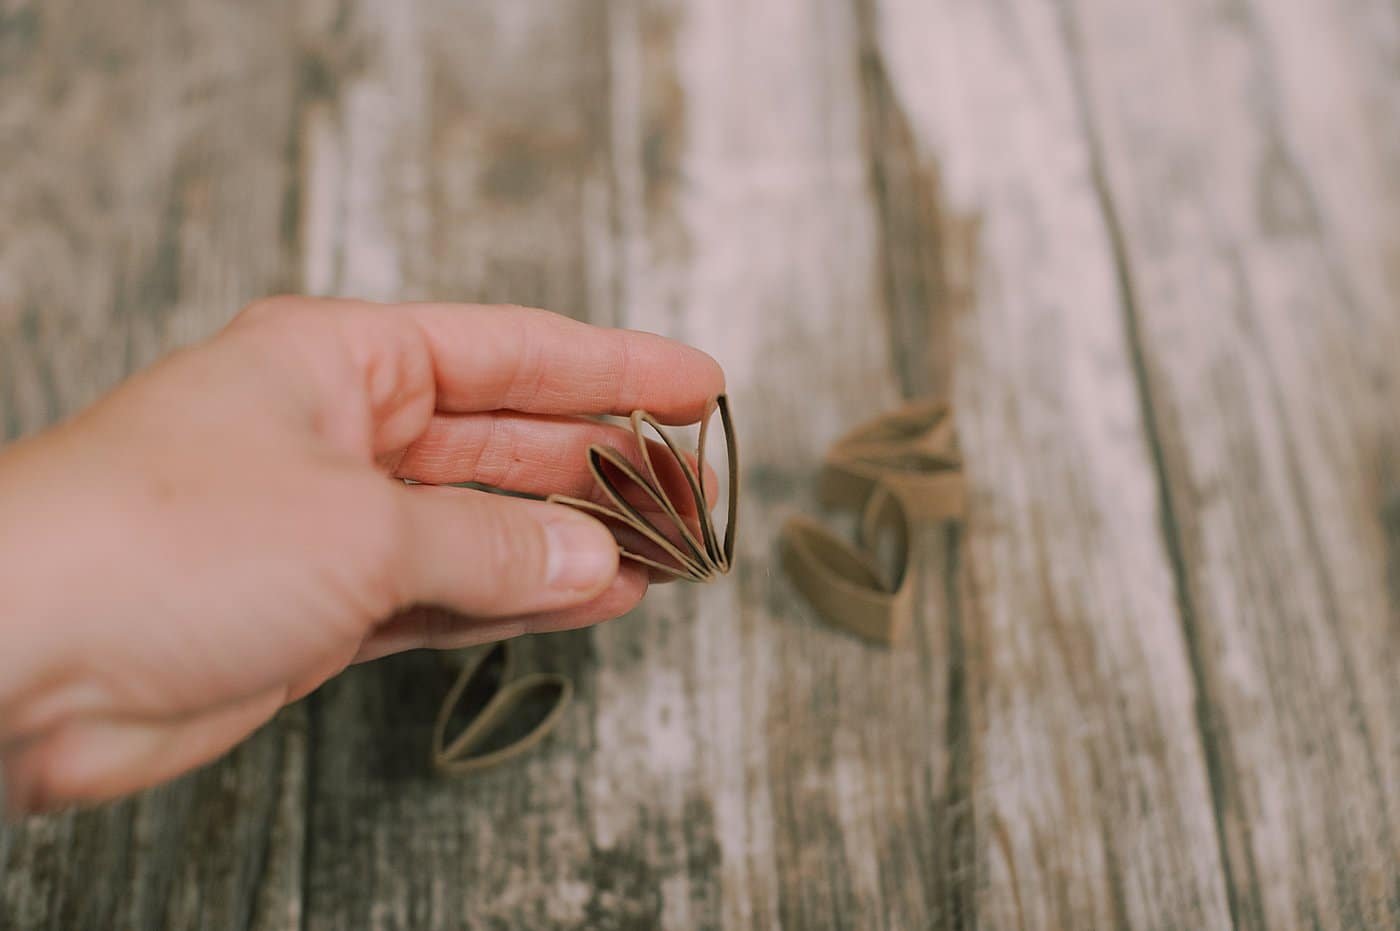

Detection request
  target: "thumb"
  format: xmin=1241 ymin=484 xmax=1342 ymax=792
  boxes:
xmin=394 ymin=484 xmax=620 ymax=617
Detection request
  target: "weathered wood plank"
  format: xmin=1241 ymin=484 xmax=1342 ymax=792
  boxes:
xmin=293 ymin=0 xmax=968 ymax=927
xmin=0 ymin=0 xmax=307 ymax=436
xmin=294 ymin=1 xmax=625 ymax=929
xmin=0 ymin=2 xmax=311 ymax=928
xmin=607 ymin=0 xmax=965 ymax=926
xmin=873 ymin=0 xmax=1236 ymax=928
xmin=1061 ymin=0 xmax=1400 ymax=926
xmin=5 ymin=0 xmax=1396 ymax=927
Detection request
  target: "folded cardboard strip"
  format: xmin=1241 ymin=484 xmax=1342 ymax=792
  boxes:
xmin=433 ymin=396 xmax=737 ymax=775
xmin=781 ymin=485 xmax=915 ymax=643
xmin=432 ymin=641 xmax=574 ymax=774
xmin=818 ymin=398 xmax=964 ymax=521
xmin=547 ymin=394 xmax=738 ymax=581
xmin=783 ymin=398 xmax=965 ymax=645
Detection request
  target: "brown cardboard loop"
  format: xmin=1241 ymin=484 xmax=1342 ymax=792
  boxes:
xmin=819 ymin=398 xmax=964 ymax=523
xmin=831 ymin=398 xmax=958 ymax=459
xmin=856 ymin=483 xmax=917 ymax=583
xmin=779 ymin=486 xmax=915 ymax=645
xmin=432 ymin=642 xmax=573 ymax=775
xmin=783 ymin=398 xmax=967 ymax=644
xmin=549 ymin=394 xmax=739 ymax=581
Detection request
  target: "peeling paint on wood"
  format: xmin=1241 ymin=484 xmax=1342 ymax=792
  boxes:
xmin=3 ymin=0 xmax=1399 ymax=927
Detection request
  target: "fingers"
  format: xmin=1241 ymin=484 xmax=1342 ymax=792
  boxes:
xmin=393 ymin=411 xmax=720 ymax=509
xmin=2 ymin=686 xmax=286 ymax=816
xmin=398 ymin=303 xmax=725 ymax=423
xmin=351 ymin=565 xmax=649 ymax=663
xmin=233 ymin=297 xmax=726 ymax=430
xmin=392 ymin=483 xmax=621 ymax=618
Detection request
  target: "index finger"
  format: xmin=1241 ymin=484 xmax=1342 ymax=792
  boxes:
xmin=403 ymin=303 xmax=725 ymax=424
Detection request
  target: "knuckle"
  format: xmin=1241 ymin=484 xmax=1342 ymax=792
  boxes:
xmin=472 ymin=418 xmax=519 ymax=487
xmin=234 ymin=296 xmax=348 ymax=342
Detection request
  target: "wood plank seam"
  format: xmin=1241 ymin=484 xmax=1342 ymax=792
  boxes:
xmin=1233 ymin=0 xmax=1400 ymax=879
xmin=938 ymin=523 xmax=976 ymax=931
xmin=850 ymin=3 xmax=981 ymax=924
xmin=1054 ymin=2 xmax=1259 ymax=928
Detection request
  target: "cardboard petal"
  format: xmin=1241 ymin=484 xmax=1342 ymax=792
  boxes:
xmin=779 ymin=489 xmax=916 ymax=645
xmin=432 ymin=641 xmax=573 ymax=775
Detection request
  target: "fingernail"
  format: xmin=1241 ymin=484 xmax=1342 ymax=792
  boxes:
xmin=544 ymin=513 xmax=618 ymax=593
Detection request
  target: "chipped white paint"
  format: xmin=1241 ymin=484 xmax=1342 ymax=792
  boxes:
xmin=1065 ymin=0 xmax=1400 ymax=925
xmin=301 ymin=0 xmax=426 ymax=302
xmin=876 ymin=0 xmax=1233 ymax=926
xmin=5 ymin=0 xmax=1399 ymax=927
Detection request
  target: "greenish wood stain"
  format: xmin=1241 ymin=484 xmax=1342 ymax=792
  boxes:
xmin=2 ymin=0 xmax=1398 ymax=927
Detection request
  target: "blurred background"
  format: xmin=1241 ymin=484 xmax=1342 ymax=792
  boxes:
xmin=2 ymin=0 xmax=1398 ymax=928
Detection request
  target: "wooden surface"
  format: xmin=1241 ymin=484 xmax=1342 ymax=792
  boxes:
xmin=2 ymin=0 xmax=1398 ymax=927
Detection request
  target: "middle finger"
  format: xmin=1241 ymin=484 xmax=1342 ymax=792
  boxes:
xmin=391 ymin=411 xmax=720 ymax=511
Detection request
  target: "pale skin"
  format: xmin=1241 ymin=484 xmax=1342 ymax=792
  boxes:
xmin=0 ymin=296 xmax=725 ymax=818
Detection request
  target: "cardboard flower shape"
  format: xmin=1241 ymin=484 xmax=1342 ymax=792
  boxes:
xmin=547 ymin=395 xmax=739 ymax=582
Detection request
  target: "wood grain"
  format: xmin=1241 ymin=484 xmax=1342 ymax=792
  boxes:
xmin=1061 ymin=0 xmax=1400 ymax=925
xmin=3 ymin=0 xmax=1399 ymax=927
xmin=605 ymin=2 xmax=967 ymax=926
xmin=874 ymin=1 xmax=1233 ymax=927
xmin=291 ymin=0 xmax=969 ymax=927
xmin=294 ymin=1 xmax=625 ymax=928
xmin=0 ymin=2 xmax=312 ymax=928
xmin=0 ymin=0 xmax=307 ymax=435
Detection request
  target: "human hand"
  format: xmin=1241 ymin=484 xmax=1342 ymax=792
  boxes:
xmin=0 ymin=297 xmax=724 ymax=816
